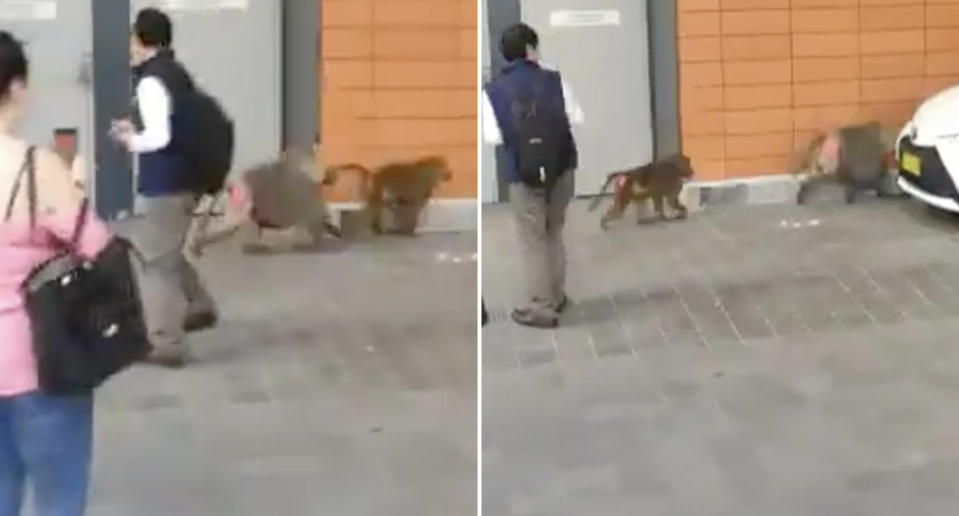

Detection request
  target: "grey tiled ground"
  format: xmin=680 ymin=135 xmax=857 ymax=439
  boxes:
xmin=483 ymin=197 xmax=959 ymax=515
xmin=84 ymin=232 xmax=476 ymax=516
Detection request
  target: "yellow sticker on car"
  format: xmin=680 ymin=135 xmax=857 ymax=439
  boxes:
xmin=901 ymin=152 xmax=921 ymax=176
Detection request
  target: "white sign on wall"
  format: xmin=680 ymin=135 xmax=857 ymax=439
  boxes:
xmin=549 ymin=9 xmax=621 ymax=28
xmin=0 ymin=0 xmax=57 ymax=20
xmin=155 ymin=0 xmax=247 ymax=11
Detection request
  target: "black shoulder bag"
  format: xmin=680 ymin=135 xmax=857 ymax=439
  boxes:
xmin=5 ymin=147 xmax=150 ymax=395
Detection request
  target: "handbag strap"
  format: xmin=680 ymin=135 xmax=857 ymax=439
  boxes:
xmin=69 ymin=198 xmax=90 ymax=250
xmin=26 ymin=144 xmax=36 ymax=232
xmin=4 ymin=146 xmax=35 ymax=225
xmin=4 ymin=146 xmax=89 ymax=250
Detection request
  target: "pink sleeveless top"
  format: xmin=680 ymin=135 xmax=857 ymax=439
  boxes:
xmin=0 ymin=208 xmax=110 ymax=396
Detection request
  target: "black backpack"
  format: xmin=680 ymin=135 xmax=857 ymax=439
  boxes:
xmin=139 ymin=54 xmax=235 ymax=195
xmin=504 ymin=73 xmax=570 ymax=188
xmin=176 ymin=88 xmax=235 ymax=195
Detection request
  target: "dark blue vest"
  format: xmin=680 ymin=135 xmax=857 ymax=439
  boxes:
xmin=484 ymin=60 xmax=577 ymax=184
xmin=133 ymin=52 xmax=193 ymax=197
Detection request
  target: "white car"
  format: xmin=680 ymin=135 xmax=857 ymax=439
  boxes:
xmin=897 ymin=84 xmax=959 ymax=212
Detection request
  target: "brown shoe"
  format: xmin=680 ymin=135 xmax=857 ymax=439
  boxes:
xmin=534 ymin=295 xmax=570 ymax=314
xmin=511 ymin=308 xmax=558 ymax=329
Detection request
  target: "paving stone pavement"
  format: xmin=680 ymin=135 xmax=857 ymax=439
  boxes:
xmin=75 ymin=232 xmax=476 ymax=516
xmin=483 ymin=198 xmax=959 ymax=515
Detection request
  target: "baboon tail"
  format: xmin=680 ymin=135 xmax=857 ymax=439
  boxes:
xmin=587 ymin=172 xmax=625 ymax=211
xmin=322 ymin=163 xmax=372 ymax=186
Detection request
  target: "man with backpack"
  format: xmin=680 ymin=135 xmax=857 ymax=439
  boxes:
xmin=483 ymin=23 xmax=583 ymax=329
xmin=111 ymin=8 xmax=232 ymax=367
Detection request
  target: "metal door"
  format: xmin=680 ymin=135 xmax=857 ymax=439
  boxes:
xmin=1 ymin=0 xmax=96 ymax=196
xmin=519 ymin=0 xmax=653 ymax=195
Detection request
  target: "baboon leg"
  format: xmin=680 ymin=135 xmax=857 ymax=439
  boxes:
xmin=306 ymin=220 xmax=328 ymax=245
xmin=241 ymin=225 xmax=273 ymax=255
xmin=406 ymin=202 xmax=427 ymax=235
xmin=600 ymin=208 xmax=617 ymax=230
xmin=844 ymin=176 xmax=874 ymax=205
xmin=846 ymin=180 xmax=880 ymax=204
xmin=632 ymin=191 xmax=653 ymax=224
xmin=872 ymin=173 xmax=889 ymax=198
xmin=324 ymin=219 xmax=342 ymax=238
xmin=389 ymin=202 xmax=420 ymax=236
xmin=797 ymin=175 xmax=833 ymax=205
xmin=796 ymin=182 xmax=810 ymax=205
xmin=600 ymin=198 xmax=626 ymax=230
xmin=669 ymin=194 xmax=688 ymax=220
xmin=653 ymin=195 xmax=667 ymax=220
xmin=316 ymin=197 xmax=340 ymax=237
xmin=301 ymin=204 xmax=338 ymax=243
xmin=288 ymin=221 xmax=327 ymax=252
xmin=370 ymin=204 xmax=384 ymax=234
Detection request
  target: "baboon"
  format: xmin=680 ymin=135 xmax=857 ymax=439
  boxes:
xmin=189 ymin=147 xmax=347 ymax=255
xmin=793 ymin=122 xmax=893 ymax=205
xmin=335 ymin=156 xmax=454 ymax=235
xmin=588 ymin=153 xmax=695 ymax=230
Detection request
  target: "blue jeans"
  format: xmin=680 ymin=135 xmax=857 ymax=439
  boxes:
xmin=0 ymin=391 xmax=92 ymax=516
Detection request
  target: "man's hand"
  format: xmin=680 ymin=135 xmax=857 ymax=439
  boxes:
xmin=109 ymin=119 xmax=135 ymax=149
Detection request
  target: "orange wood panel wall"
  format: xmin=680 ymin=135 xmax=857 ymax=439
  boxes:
xmin=677 ymin=0 xmax=959 ymax=181
xmin=319 ymin=0 xmax=477 ymax=201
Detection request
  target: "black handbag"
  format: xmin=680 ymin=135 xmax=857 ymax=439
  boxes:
xmin=6 ymin=147 xmax=150 ymax=394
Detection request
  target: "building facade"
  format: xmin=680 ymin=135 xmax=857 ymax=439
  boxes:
xmin=680 ymin=0 xmax=959 ymax=181
xmin=320 ymin=0 xmax=478 ymax=203
xmin=12 ymin=0 xmax=478 ymax=230
xmin=483 ymin=0 xmax=959 ymax=200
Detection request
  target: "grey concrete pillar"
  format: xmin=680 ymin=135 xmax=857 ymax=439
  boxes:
xmin=282 ymin=0 xmax=318 ymax=151
xmin=92 ymin=0 xmax=133 ymax=219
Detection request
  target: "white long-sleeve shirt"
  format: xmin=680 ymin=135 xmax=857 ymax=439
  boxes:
xmin=482 ymin=62 xmax=584 ymax=146
xmin=128 ymin=76 xmax=172 ymax=154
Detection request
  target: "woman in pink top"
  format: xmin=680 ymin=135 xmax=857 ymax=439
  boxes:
xmin=0 ymin=32 xmax=111 ymax=516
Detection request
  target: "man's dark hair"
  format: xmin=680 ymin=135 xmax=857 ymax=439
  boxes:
xmin=500 ymin=23 xmax=538 ymax=62
xmin=134 ymin=8 xmax=173 ymax=48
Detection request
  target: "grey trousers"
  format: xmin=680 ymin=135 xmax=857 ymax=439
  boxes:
xmin=131 ymin=194 xmax=217 ymax=351
xmin=509 ymin=171 xmax=575 ymax=319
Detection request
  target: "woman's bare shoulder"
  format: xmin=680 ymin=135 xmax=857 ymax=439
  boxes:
xmin=0 ymin=137 xmax=31 ymax=173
